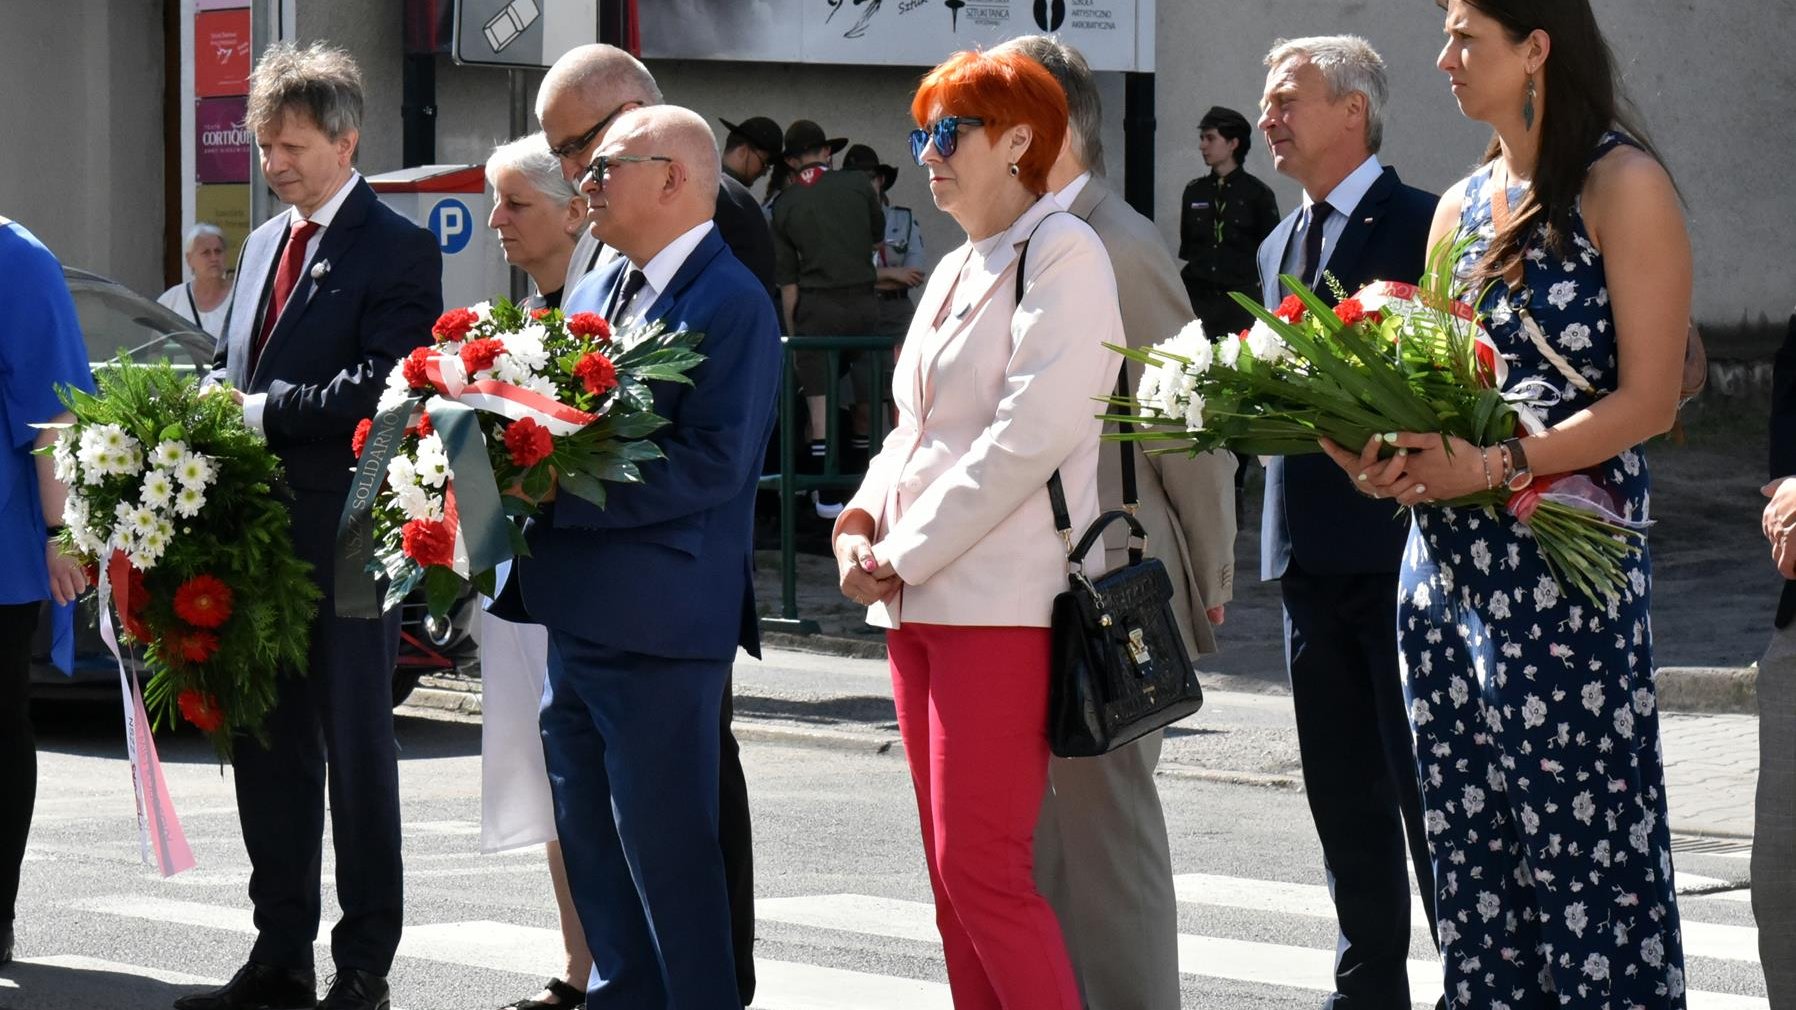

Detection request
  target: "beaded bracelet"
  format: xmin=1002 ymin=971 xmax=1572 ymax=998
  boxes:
xmin=1479 ymin=446 xmax=1495 ymax=491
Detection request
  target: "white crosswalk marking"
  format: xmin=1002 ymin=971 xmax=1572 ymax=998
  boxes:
xmin=64 ymin=867 xmax=1768 ymax=1010
xmin=1173 ymin=872 xmax=1761 ymax=965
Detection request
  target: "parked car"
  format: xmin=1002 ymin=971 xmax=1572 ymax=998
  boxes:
xmin=27 ymin=267 xmax=478 ymax=706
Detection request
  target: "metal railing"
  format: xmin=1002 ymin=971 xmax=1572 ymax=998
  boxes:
xmin=758 ymin=334 xmax=898 ymax=634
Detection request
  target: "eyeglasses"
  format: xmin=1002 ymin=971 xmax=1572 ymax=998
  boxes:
xmin=909 ymin=116 xmax=985 ymax=165
xmin=548 ymin=101 xmax=636 ymax=161
xmin=577 ymin=153 xmax=675 ymax=189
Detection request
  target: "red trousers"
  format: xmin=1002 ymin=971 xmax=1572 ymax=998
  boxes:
xmin=887 ymin=623 xmax=1080 ymax=1010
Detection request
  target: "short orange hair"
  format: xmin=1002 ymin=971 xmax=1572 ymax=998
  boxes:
xmin=911 ymin=48 xmax=1068 ymax=196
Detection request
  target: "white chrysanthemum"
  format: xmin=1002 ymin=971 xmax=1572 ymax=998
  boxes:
xmin=1182 ymin=393 xmax=1206 ymax=432
xmin=504 ymin=327 xmax=552 ymax=373
xmin=152 ymin=440 xmax=188 ymax=467
xmin=51 ymin=435 xmax=78 ymax=484
xmin=173 ymin=452 xmax=215 ymax=490
xmin=1216 ymin=336 xmax=1242 ymax=369
xmin=386 ymin=454 xmax=419 ymax=490
xmin=1244 ymin=320 xmax=1289 ymax=365
xmin=394 ymin=484 xmax=441 ymax=522
xmin=124 ymin=506 xmax=159 ymax=538
xmin=1183 ymin=332 xmax=1215 ymax=375
xmin=172 ymin=483 xmax=207 ymax=518
xmin=493 ymin=356 xmax=535 ymax=388
xmin=377 ymin=383 xmax=413 ymax=414
xmin=413 ymin=434 xmax=450 ymax=488
xmin=526 ymin=375 xmax=560 ymax=400
xmin=471 ymin=300 xmax=494 ymax=323
xmin=140 ymin=468 xmax=177 ymax=510
xmin=1135 ymin=366 xmax=1163 ymax=411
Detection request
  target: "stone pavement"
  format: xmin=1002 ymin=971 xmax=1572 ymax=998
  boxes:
xmin=1661 ymin=711 xmax=1761 ymax=839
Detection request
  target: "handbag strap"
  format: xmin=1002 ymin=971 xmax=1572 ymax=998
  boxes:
xmin=1489 ymin=164 xmax=1602 ymax=398
xmin=1012 ymin=214 xmax=1137 ymax=551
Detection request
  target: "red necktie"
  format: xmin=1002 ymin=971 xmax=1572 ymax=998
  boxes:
xmin=251 ymin=218 xmax=321 ymax=372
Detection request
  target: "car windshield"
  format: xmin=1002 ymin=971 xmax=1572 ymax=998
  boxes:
xmin=62 ymin=269 xmax=216 ymax=371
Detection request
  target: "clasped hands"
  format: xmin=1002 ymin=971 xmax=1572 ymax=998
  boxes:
xmin=834 ymin=526 xmax=900 ymax=609
xmin=1318 ymin=432 xmax=1496 ymax=508
xmin=1762 ymin=478 xmax=1796 ymax=578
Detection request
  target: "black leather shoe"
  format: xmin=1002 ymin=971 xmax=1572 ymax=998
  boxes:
xmin=172 ymin=962 xmax=315 ymax=1010
xmin=318 ymin=969 xmax=390 ymax=1010
xmin=1 ymin=919 xmax=14 ymax=966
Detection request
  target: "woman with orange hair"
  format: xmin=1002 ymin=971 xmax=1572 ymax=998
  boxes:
xmin=832 ymin=49 xmax=1124 ymax=1008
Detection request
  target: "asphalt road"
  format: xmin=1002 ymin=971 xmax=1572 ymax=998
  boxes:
xmin=4 ymin=650 xmax=1770 ymax=1010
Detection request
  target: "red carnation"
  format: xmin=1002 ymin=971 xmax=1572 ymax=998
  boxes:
xmin=503 ymin=417 xmax=555 ymax=469
xmin=460 ymin=337 xmax=506 ymax=376
xmin=179 ymin=630 xmax=220 ymax=664
xmin=1333 ymin=298 xmax=1368 ymax=327
xmin=174 ymin=574 xmax=234 ymax=629
xmin=352 ymin=418 xmax=373 ymax=458
xmin=177 ymin=689 xmax=226 ymax=733
xmin=573 ymin=351 xmax=618 ymax=397
xmin=1274 ymin=295 xmax=1307 ymax=323
xmin=1237 ymin=328 xmax=1251 ymax=342
xmin=432 ymin=307 xmax=479 ymax=344
xmin=531 ymin=308 xmax=552 ymax=321
xmin=402 ymin=346 xmax=435 ymax=390
xmin=416 ymin=411 xmax=434 ymax=437
xmin=566 ymin=312 xmax=611 ymax=342
xmin=401 ymin=518 xmax=455 ymax=568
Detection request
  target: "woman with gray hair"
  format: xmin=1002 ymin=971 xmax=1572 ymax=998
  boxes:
xmin=156 ymin=223 xmax=234 ymax=336
xmin=475 ymin=131 xmax=592 ymax=1010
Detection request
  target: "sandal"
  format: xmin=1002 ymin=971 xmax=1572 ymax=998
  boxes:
xmin=500 ymin=977 xmax=584 ymax=1010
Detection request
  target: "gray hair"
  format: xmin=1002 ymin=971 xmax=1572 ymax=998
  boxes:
xmin=1264 ymin=35 xmax=1389 ymax=153
xmin=182 ymin=223 xmax=226 ymax=255
xmin=536 ymin=44 xmax=663 ymax=122
xmin=246 ymin=41 xmax=364 ymax=156
xmin=995 ymin=35 xmax=1106 ymax=177
xmin=486 ymin=133 xmax=581 ymax=204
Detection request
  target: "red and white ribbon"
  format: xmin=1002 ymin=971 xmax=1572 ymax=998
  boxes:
xmin=421 ymin=355 xmax=597 ymax=437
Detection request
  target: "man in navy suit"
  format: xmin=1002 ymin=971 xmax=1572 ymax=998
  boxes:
xmin=1756 ymin=307 xmax=1796 ymax=1000
xmin=1253 ymin=36 xmax=1441 ymax=1010
xmin=499 ymin=105 xmax=780 ymax=1009
xmin=179 ymin=42 xmax=440 ymax=1010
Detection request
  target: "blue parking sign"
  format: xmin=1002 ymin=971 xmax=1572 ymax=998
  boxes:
xmin=428 ymin=198 xmax=475 ymax=254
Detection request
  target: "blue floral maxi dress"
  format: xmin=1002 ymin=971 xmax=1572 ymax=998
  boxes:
xmin=1399 ymin=135 xmax=1687 ymax=1008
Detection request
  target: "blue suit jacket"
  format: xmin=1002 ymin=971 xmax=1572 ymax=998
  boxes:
xmin=211 ymin=179 xmax=441 ymax=572
xmin=504 ymin=227 xmax=782 ymax=662
xmin=1256 ymin=167 xmax=1438 ymax=580
xmin=212 ymin=179 xmax=442 ymax=502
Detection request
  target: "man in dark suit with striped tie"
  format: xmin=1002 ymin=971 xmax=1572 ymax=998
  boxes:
xmin=1253 ymin=36 xmax=1442 ymax=1010
xmin=180 ymin=42 xmax=440 ymax=1010
xmin=1756 ymin=306 xmax=1796 ymax=1002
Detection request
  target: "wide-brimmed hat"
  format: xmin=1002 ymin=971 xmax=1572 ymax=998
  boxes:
xmin=782 ymin=119 xmax=849 ymax=159
xmin=842 ymin=143 xmax=898 ymax=190
xmin=719 ymin=116 xmax=783 ymax=159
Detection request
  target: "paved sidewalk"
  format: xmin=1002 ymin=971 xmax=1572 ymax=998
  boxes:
xmin=1661 ymin=711 xmax=1760 ymax=838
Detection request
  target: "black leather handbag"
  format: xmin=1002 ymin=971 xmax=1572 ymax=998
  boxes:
xmin=1045 ymin=420 xmax=1205 ymax=758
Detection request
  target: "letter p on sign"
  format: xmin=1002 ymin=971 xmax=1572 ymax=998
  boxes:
xmin=429 ymin=198 xmax=474 ymax=255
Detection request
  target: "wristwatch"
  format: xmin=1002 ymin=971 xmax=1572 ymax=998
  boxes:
xmin=1501 ymin=437 xmax=1533 ymax=491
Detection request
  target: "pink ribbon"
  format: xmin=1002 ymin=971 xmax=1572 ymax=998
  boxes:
xmin=1506 ymin=473 xmax=1647 ymax=529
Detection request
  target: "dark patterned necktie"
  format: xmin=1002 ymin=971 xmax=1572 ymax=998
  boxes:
xmin=607 ymin=268 xmax=648 ymax=324
xmin=1299 ymin=201 xmax=1335 ymax=288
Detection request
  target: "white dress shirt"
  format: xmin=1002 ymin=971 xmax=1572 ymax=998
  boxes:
xmin=614 ymin=220 xmax=714 ymax=329
xmin=1279 ymin=154 xmax=1383 ymax=282
xmin=243 ymin=170 xmax=362 ymax=433
xmin=1051 ymin=170 xmax=1094 ymax=211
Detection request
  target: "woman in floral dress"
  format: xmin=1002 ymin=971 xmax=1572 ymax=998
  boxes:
xmin=1320 ymin=0 xmax=1695 ymax=1005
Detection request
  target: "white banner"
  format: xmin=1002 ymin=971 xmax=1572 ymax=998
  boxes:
xmin=642 ymin=0 xmax=1152 ymax=72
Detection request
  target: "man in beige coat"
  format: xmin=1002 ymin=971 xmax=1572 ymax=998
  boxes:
xmin=999 ymin=36 xmax=1238 ymax=1008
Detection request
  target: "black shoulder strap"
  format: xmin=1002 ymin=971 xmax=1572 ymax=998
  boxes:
xmin=184 ymin=283 xmax=201 ymax=324
xmin=1016 ymin=214 xmax=1136 ymax=545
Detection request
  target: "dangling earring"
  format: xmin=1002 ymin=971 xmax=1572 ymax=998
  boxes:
xmin=1008 ymin=162 xmax=1020 ymax=177
xmin=1522 ymin=75 xmax=1537 ymax=131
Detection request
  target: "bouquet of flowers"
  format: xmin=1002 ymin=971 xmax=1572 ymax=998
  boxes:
xmin=47 ymin=359 xmax=319 ymax=756
xmin=341 ymin=300 xmax=705 ymax=618
xmin=1110 ymin=238 xmax=1643 ymax=605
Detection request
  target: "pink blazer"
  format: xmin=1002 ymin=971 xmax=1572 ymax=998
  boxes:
xmin=836 ymin=196 xmax=1124 ymax=629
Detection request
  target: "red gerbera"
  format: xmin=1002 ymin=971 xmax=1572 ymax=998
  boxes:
xmin=460 ymin=337 xmax=506 ymax=376
xmin=1274 ymin=295 xmax=1307 ymax=323
xmin=1333 ymin=298 xmax=1368 ymax=327
xmin=572 ymin=351 xmax=618 ymax=397
xmin=351 ymin=418 xmax=373 ymax=458
xmin=432 ymin=307 xmax=479 ymax=344
xmin=174 ymin=574 xmax=234 ymax=629
xmin=179 ymin=630 xmax=220 ymax=664
xmin=566 ymin=312 xmax=611 ymax=342
xmin=402 ymin=346 xmax=435 ymax=390
xmin=177 ymin=689 xmax=226 ymax=733
xmin=503 ymin=417 xmax=555 ymax=468
xmin=120 ymin=565 xmax=151 ymax=641
xmin=400 ymin=518 xmax=455 ymax=568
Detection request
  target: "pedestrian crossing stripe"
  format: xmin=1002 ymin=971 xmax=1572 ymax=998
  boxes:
xmin=70 ymin=883 xmax=1767 ymax=1010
